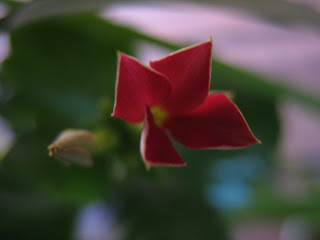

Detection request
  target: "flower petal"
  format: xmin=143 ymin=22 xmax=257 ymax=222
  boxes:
xmin=112 ymin=53 xmax=171 ymax=123
xmin=164 ymin=93 xmax=260 ymax=149
xmin=150 ymin=39 xmax=213 ymax=115
xmin=140 ymin=108 xmax=186 ymax=167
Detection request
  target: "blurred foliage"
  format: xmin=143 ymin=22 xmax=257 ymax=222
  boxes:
xmin=0 ymin=1 xmax=319 ymax=240
xmin=117 ymin=180 xmax=228 ymax=240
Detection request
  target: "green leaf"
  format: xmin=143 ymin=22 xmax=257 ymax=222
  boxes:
xmin=1 ymin=13 xmax=138 ymax=203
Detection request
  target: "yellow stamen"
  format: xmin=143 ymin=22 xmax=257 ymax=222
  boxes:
xmin=150 ymin=106 xmax=168 ymax=127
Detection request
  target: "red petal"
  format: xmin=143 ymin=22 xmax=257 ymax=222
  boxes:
xmin=150 ymin=39 xmax=212 ymax=115
xmin=112 ymin=53 xmax=171 ymax=123
xmin=164 ymin=93 xmax=260 ymax=149
xmin=140 ymin=108 xmax=186 ymax=167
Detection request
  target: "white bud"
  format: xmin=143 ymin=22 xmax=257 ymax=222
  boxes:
xmin=48 ymin=129 xmax=96 ymax=167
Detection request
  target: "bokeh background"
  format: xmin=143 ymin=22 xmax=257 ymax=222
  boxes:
xmin=0 ymin=0 xmax=320 ymax=239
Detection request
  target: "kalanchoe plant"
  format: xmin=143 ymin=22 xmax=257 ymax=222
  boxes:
xmin=112 ymin=39 xmax=260 ymax=168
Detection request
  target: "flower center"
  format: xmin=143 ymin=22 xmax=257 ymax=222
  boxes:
xmin=150 ymin=106 xmax=168 ymax=127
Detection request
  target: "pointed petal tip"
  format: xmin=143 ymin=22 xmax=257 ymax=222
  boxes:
xmin=164 ymin=93 xmax=261 ymax=149
xmin=150 ymin=38 xmax=213 ymax=65
xmin=150 ymin=39 xmax=213 ymax=115
xmin=245 ymin=135 xmax=261 ymax=147
xmin=110 ymin=112 xmax=121 ymax=120
xmin=140 ymin=107 xmax=186 ymax=167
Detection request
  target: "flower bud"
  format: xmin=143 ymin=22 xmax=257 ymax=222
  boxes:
xmin=48 ymin=129 xmax=96 ymax=167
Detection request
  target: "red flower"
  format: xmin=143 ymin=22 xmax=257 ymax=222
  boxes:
xmin=112 ymin=39 xmax=260 ymax=167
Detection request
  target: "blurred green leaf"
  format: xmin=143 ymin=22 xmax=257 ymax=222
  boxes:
xmin=239 ymin=183 xmax=320 ymax=226
xmin=212 ymin=61 xmax=320 ymax=112
xmin=3 ymin=13 xmax=138 ymax=127
xmin=1 ymin=13 xmax=139 ymax=204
